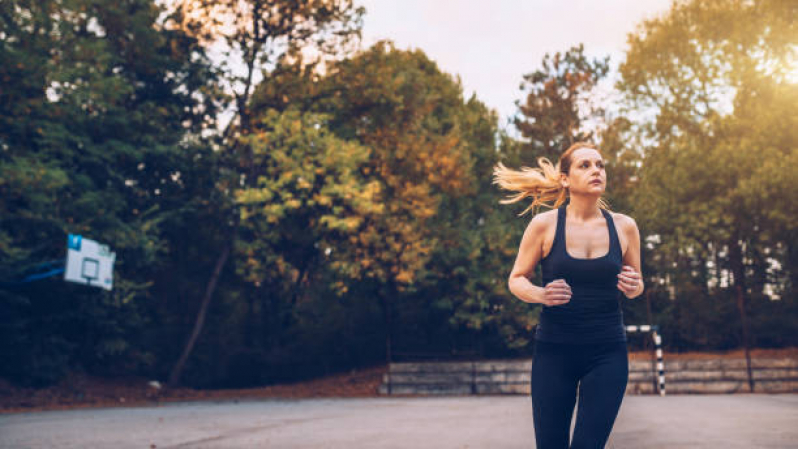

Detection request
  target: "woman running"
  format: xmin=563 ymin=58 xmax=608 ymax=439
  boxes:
xmin=493 ymin=142 xmax=644 ymax=449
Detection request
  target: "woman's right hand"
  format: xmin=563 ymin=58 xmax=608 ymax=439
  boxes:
xmin=541 ymin=279 xmax=571 ymax=306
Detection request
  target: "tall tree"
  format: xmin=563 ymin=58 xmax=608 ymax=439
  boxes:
xmin=514 ymin=43 xmax=610 ymax=159
xmin=165 ymin=0 xmax=364 ymax=386
xmin=319 ymin=42 xmax=484 ymax=362
xmin=233 ymin=107 xmax=383 ymax=318
xmin=245 ymin=41 xmax=497 ymax=363
xmin=619 ymin=0 xmax=798 ymax=383
xmin=0 ymin=0 xmax=220 ymax=385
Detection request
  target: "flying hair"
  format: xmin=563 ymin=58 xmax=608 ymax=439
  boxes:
xmin=492 ymin=142 xmax=610 ymax=217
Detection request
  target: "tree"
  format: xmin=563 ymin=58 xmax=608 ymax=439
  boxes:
xmin=165 ymin=0 xmax=364 ymax=386
xmin=0 ymin=0 xmax=220 ymax=385
xmin=234 ymin=107 xmax=383 ymax=315
xmin=514 ymin=43 xmax=610 ymax=159
xmin=619 ymin=0 xmax=798 ymax=383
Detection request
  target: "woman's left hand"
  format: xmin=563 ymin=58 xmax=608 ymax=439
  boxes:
xmin=617 ymin=265 xmax=641 ymax=297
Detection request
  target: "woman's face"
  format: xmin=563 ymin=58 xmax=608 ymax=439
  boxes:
xmin=563 ymin=148 xmax=606 ymax=194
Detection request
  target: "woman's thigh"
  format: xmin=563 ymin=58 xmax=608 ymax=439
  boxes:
xmin=570 ymin=342 xmax=629 ymax=449
xmin=530 ymin=341 xmax=580 ymax=449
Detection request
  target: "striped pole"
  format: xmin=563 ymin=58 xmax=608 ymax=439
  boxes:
xmin=625 ymin=324 xmax=666 ymax=396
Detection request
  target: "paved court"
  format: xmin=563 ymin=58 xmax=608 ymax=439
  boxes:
xmin=1 ymin=394 xmax=796 ymax=448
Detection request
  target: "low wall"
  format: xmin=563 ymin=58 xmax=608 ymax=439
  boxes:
xmin=377 ymin=357 xmax=798 ymax=395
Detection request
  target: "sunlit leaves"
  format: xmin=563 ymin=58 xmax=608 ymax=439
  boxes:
xmin=312 ymin=41 xmax=480 ymax=290
xmin=621 ymin=0 xmax=798 ymax=310
xmin=233 ymin=108 xmax=381 ymax=285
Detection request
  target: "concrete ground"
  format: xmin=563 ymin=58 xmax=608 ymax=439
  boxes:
xmin=1 ymin=394 xmax=796 ymax=448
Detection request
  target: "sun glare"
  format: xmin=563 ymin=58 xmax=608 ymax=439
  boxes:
xmin=788 ymin=65 xmax=798 ymax=84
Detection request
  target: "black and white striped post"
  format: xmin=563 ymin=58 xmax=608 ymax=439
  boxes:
xmin=626 ymin=324 xmax=666 ymax=396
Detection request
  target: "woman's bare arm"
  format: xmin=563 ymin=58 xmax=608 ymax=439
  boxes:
xmin=507 ymin=215 xmax=549 ymax=304
xmin=619 ymin=215 xmax=645 ymax=299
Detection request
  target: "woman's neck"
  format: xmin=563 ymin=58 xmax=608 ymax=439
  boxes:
xmin=566 ymin=197 xmax=601 ymax=223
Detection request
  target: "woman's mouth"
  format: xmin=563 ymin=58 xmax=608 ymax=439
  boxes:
xmin=590 ymin=180 xmax=602 ymax=185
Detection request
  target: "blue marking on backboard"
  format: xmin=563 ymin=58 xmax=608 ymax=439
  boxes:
xmin=67 ymin=234 xmax=82 ymax=251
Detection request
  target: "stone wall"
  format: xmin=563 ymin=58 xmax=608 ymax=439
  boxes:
xmin=377 ymin=357 xmax=798 ymax=395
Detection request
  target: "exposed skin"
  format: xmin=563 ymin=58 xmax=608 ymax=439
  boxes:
xmin=507 ymin=147 xmax=644 ymax=305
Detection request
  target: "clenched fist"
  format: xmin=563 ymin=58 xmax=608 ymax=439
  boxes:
xmin=617 ymin=265 xmax=641 ymax=298
xmin=542 ymin=278 xmax=572 ymax=306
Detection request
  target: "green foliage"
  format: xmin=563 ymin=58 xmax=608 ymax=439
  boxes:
xmin=514 ymin=43 xmax=610 ymax=157
xmin=235 ymin=107 xmax=380 ymax=288
xmin=619 ymin=0 xmax=798 ymax=349
xmin=0 ymin=0 xmax=220 ymax=385
xmin=3 ymin=0 xmax=797 ymax=390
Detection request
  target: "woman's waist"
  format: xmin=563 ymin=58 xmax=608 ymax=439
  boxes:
xmin=536 ymin=313 xmax=626 ymax=335
xmin=546 ymin=282 xmax=619 ymax=293
xmin=540 ymin=298 xmax=622 ymax=318
xmin=543 ymin=289 xmax=621 ymax=305
xmin=541 ymin=279 xmax=620 ymax=293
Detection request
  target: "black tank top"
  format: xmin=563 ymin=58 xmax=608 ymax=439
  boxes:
xmin=535 ymin=204 xmax=627 ymax=344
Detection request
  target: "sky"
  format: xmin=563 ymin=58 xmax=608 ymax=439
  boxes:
xmin=357 ymin=0 xmax=674 ymax=130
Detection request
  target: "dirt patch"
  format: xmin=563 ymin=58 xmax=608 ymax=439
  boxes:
xmin=0 ymin=365 xmax=387 ymax=414
xmin=2 ymin=347 xmax=796 ymax=414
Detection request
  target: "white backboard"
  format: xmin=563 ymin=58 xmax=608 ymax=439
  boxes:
xmin=64 ymin=234 xmax=116 ymax=290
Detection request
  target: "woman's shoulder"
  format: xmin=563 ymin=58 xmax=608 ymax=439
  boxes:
xmin=530 ymin=207 xmax=559 ymax=226
xmin=525 ymin=207 xmax=559 ymax=239
xmin=608 ymin=210 xmax=638 ymax=234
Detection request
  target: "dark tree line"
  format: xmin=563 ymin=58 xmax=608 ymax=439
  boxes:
xmin=1 ymin=0 xmax=796 ymax=388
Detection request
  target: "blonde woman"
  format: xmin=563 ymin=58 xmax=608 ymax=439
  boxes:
xmin=494 ymin=142 xmax=643 ymax=449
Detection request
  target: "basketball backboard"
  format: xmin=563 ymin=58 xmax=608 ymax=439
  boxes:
xmin=64 ymin=234 xmax=116 ymax=290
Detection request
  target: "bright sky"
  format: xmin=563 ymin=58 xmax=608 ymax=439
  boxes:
xmin=357 ymin=0 xmax=674 ymax=130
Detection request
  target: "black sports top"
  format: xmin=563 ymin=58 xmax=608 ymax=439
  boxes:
xmin=535 ymin=204 xmax=627 ymax=344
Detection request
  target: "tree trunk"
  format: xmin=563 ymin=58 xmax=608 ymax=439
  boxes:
xmin=671 ymin=265 xmax=682 ymax=352
xmin=378 ymin=289 xmax=394 ymax=395
xmin=729 ymin=238 xmax=755 ymax=392
xmin=787 ymin=231 xmax=798 ymax=298
xmin=645 ymin=288 xmax=654 ymax=327
xmin=735 ymin=283 xmax=754 ymax=392
xmin=167 ymin=241 xmax=232 ymax=387
xmin=645 ymin=289 xmax=658 ymax=391
xmin=289 ymin=257 xmax=312 ymax=306
xmin=245 ymin=289 xmax=256 ymax=347
xmin=380 ymin=293 xmax=393 ymax=364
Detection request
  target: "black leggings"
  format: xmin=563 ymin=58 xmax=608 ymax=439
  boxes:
xmin=530 ymin=340 xmax=629 ymax=449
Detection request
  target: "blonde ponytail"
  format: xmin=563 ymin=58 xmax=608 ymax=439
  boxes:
xmin=492 ymin=142 xmax=611 ymax=217
xmin=492 ymin=157 xmax=567 ymax=217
